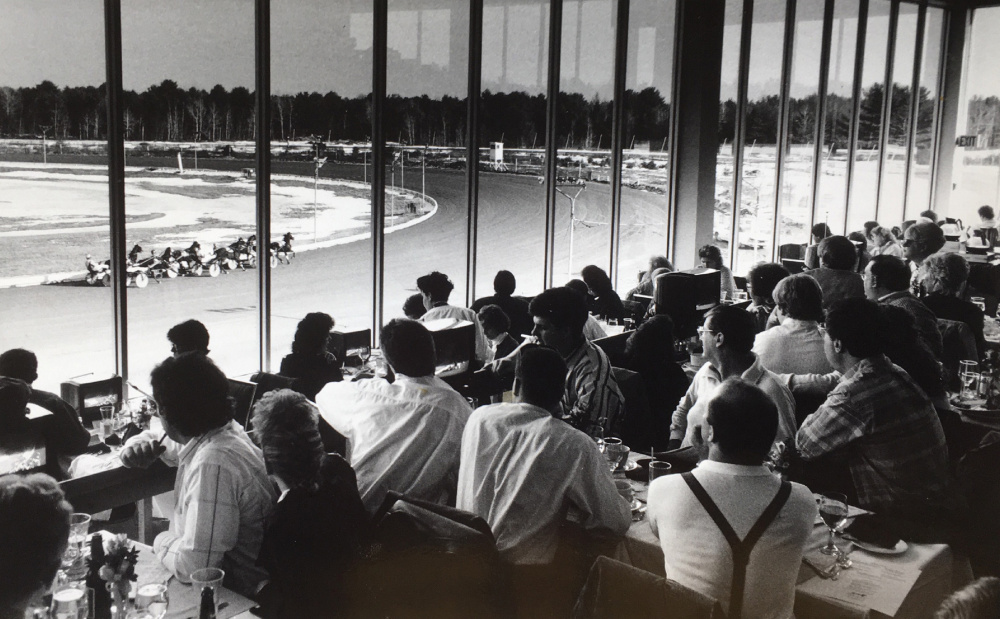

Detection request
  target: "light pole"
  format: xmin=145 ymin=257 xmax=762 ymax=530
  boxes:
xmin=310 ymin=137 xmax=326 ymax=242
xmin=40 ymin=126 xmax=51 ymax=165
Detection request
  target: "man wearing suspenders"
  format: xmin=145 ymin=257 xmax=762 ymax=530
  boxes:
xmin=647 ymin=379 xmax=817 ymax=619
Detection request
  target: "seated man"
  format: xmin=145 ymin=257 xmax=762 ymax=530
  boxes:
xmin=167 ymin=319 xmax=210 ymax=357
xmin=471 ymin=270 xmax=533 ymax=337
xmin=417 ymin=271 xmax=490 ymax=363
xmin=0 ymin=473 xmax=73 ymax=619
xmin=119 ymin=354 xmax=276 ymax=596
xmin=918 ymin=252 xmax=986 ymax=359
xmin=864 ymin=254 xmax=944 ymax=358
xmin=477 ymin=304 xmax=519 ymax=364
xmin=0 ymin=349 xmax=90 ymax=471
xmin=519 ymin=286 xmax=624 ymax=434
xmin=797 ymin=298 xmax=950 ymax=519
xmin=669 ymin=305 xmax=795 ymax=452
xmin=457 ymin=345 xmax=630 ymax=565
xmin=806 ymin=235 xmax=865 ymax=309
xmin=649 ymin=380 xmax=816 ymax=619
xmin=316 ymin=319 xmax=472 ymax=513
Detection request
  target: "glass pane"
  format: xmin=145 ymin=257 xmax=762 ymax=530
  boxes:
xmin=715 ymin=0 xmax=744 ymax=267
xmin=905 ymin=6 xmax=943 ymax=218
xmin=950 ymin=6 xmax=1000 ymax=224
xmin=269 ymin=1 xmax=373 ymax=364
xmin=735 ymin=0 xmax=786 ymax=275
xmin=477 ymin=0 xmax=549 ymax=299
xmin=778 ymin=0 xmax=824 ymax=249
xmin=817 ymin=0 xmax=859 ymax=235
xmin=877 ymin=2 xmax=917 ymax=228
xmin=384 ymin=1 xmax=469 ymax=316
xmin=617 ymin=0 xmax=676 ymax=290
xmin=121 ymin=0 xmax=258 ymax=386
xmin=0 ymin=0 xmax=115 ymax=390
xmin=553 ymin=0 xmax=616 ymax=283
xmin=848 ymin=0 xmax=890 ymax=231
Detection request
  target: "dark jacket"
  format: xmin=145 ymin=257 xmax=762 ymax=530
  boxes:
xmin=471 ymin=294 xmax=533 ymax=338
xmin=278 ymin=351 xmax=342 ymax=401
xmin=256 ymin=454 xmax=371 ymax=619
xmin=922 ymin=293 xmax=986 ymax=360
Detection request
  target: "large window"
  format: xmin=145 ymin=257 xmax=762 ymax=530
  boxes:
xmin=269 ymin=0 xmax=373 ymax=362
xmin=0 ymin=0 xmax=115 ymax=390
xmin=905 ymin=6 xmax=943 ymax=218
xmin=715 ymin=0 xmax=745 ymax=268
xmin=617 ymin=0 xmax=676 ymax=289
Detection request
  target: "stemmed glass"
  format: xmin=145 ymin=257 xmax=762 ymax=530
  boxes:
xmin=819 ymin=492 xmax=849 ymax=555
xmin=358 ymin=345 xmax=372 ymax=370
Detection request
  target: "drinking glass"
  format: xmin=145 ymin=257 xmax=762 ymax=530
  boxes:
xmin=358 ymin=345 xmax=372 ymax=369
xmin=960 ymin=360 xmax=980 ymax=399
xmin=61 ymin=513 xmax=91 ymax=571
xmin=603 ymin=438 xmax=625 ymax=472
xmin=98 ymin=404 xmax=115 ymax=442
xmin=819 ymin=492 xmax=849 ymax=555
xmin=964 ymin=372 xmax=981 ymax=401
xmin=648 ymin=460 xmax=672 ymax=482
xmin=735 ymin=290 xmax=749 ymax=303
xmin=623 ymin=317 xmax=636 ymax=331
xmin=134 ymin=582 xmax=169 ymax=619
xmin=50 ymin=586 xmax=87 ymax=619
xmin=190 ymin=568 xmax=224 ymax=617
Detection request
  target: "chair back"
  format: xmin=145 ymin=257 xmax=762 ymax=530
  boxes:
xmin=592 ymin=332 xmax=630 ymax=367
xmin=938 ymin=319 xmax=978 ymax=392
xmin=613 ymin=367 xmax=655 ymax=451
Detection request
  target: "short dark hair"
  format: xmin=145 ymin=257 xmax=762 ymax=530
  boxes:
xmin=818 ymin=235 xmax=857 ymax=270
xmin=847 ymin=231 xmax=867 ymax=246
xmin=825 ymin=297 xmax=882 ymax=358
xmin=150 ymin=354 xmax=233 ymax=437
xmin=515 ymin=346 xmax=567 ymax=410
xmin=581 ymin=265 xmax=613 ymax=295
xmin=920 ymin=210 xmax=938 ymax=223
xmin=904 ymin=221 xmax=946 ymax=257
xmin=416 ymin=271 xmax=454 ymax=303
xmin=978 ymin=205 xmax=995 ymax=221
xmin=706 ymin=379 xmax=778 ymax=460
xmin=251 ymin=389 xmax=325 ymax=491
xmin=811 ymin=223 xmax=832 ymax=240
xmin=477 ymin=304 xmax=511 ymax=334
xmin=380 ymin=318 xmax=436 ymax=377
xmin=773 ymin=274 xmax=824 ymax=321
xmin=747 ymin=263 xmax=790 ymax=304
xmin=0 ymin=474 xmax=72 ymax=611
xmin=0 ymin=349 xmax=37 ymax=383
xmin=493 ymin=270 xmax=516 ymax=296
xmin=291 ymin=312 xmax=335 ymax=356
xmin=863 ymin=221 xmax=880 ymax=238
xmin=698 ymin=244 xmax=723 ymax=266
xmin=868 ymin=254 xmax=911 ymax=292
xmin=402 ymin=293 xmax=427 ymax=319
xmin=705 ymin=304 xmax=756 ymax=354
xmin=529 ymin=287 xmax=589 ymax=338
xmin=564 ymin=279 xmax=589 ymax=296
xmin=167 ymin=319 xmax=210 ymax=355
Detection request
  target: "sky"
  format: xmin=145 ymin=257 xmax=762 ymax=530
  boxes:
xmin=1 ymin=0 xmax=999 ymax=101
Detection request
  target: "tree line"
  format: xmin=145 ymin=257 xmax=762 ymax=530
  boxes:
xmin=0 ymin=78 xmax=953 ymax=156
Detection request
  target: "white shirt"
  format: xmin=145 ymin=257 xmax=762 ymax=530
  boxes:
xmin=752 ymin=318 xmax=833 ymax=375
xmin=456 ymin=402 xmax=631 ymax=564
xmin=421 ymin=304 xmax=491 ymax=362
xmin=152 ymin=421 xmax=276 ymax=597
xmin=648 ymin=460 xmax=817 ymax=619
xmin=670 ymin=355 xmax=796 ymax=450
xmin=582 ymin=315 xmax=608 ymax=341
xmin=316 ymin=374 xmax=472 ymax=513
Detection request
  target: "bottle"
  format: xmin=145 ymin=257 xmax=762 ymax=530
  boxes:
xmin=198 ymin=587 xmax=216 ymax=619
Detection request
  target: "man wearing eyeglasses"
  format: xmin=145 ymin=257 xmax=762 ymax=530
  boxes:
xmin=668 ymin=305 xmax=795 ymax=455
xmin=863 ymin=254 xmax=943 ymax=358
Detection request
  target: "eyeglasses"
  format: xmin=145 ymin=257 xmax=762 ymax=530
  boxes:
xmin=697 ymin=326 xmax=715 ymax=336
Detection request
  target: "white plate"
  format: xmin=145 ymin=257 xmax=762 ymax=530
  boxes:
xmin=619 ymin=459 xmax=640 ymax=472
xmin=845 ymin=536 xmax=908 ymax=555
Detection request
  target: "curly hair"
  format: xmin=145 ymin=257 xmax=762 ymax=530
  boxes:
xmin=416 ymin=271 xmax=454 ymax=303
xmin=698 ymin=244 xmax=724 ymax=268
xmin=0 ymin=474 xmax=72 ymax=611
xmin=251 ymin=389 xmax=325 ymax=491
xmin=291 ymin=312 xmax=335 ymax=356
xmin=918 ymin=253 xmax=969 ymax=296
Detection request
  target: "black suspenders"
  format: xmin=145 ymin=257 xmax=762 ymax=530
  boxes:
xmin=681 ymin=472 xmax=792 ymax=619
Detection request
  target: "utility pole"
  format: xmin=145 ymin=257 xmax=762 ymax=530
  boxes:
xmin=310 ymin=137 xmax=326 ymax=242
xmin=40 ymin=126 xmax=51 ymax=165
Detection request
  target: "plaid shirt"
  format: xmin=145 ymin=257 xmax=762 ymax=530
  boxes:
xmin=561 ymin=340 xmax=624 ymax=434
xmin=795 ymin=355 xmax=949 ymax=514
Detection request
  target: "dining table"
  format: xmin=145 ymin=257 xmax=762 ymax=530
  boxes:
xmin=612 ymin=456 xmax=973 ymax=619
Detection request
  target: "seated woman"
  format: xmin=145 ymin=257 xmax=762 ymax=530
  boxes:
xmin=253 ymin=389 xmax=370 ymax=619
xmin=753 ymin=274 xmax=833 ymax=375
xmin=918 ymin=252 xmax=986 ymax=360
xmin=581 ymin=265 xmax=625 ymax=322
xmin=620 ymin=315 xmax=690 ymax=451
xmin=745 ymin=262 xmax=789 ymax=332
xmin=870 ymin=225 xmax=904 ymax=258
xmin=0 ymin=473 xmax=72 ymax=619
xmin=698 ymin=244 xmax=737 ymax=302
xmin=278 ymin=313 xmax=342 ymax=401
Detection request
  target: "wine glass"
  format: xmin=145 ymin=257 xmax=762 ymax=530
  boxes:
xmin=134 ymin=582 xmax=170 ymax=619
xmin=358 ymin=345 xmax=372 ymax=370
xmin=819 ymin=492 xmax=849 ymax=555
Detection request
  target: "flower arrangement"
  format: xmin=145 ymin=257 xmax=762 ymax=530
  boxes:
xmin=85 ymin=533 xmax=139 ymax=619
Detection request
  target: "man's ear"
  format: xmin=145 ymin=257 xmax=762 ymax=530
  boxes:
xmin=714 ymin=331 xmax=725 ymax=348
xmin=832 ymin=338 xmax=843 ymax=354
xmin=704 ymin=421 xmax=715 ymax=444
